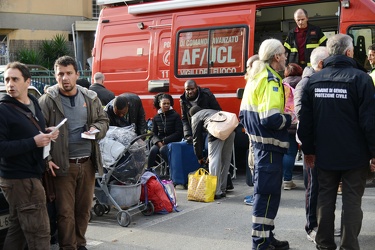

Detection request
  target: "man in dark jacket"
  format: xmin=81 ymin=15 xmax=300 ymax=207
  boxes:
xmin=189 ymin=106 xmax=235 ymax=200
xmin=104 ymin=93 xmax=147 ymax=136
xmin=284 ymin=9 xmax=327 ymax=68
xmin=180 ymin=79 xmax=221 ymax=141
xmin=0 ymin=62 xmax=57 ymax=249
xmin=298 ymin=34 xmax=375 ymax=250
xmin=294 ymin=46 xmax=329 ymax=244
xmin=89 ymin=72 xmax=115 ymax=106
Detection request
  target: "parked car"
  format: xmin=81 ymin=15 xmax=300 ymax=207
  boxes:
xmin=0 ymin=64 xmax=53 ymax=94
xmin=0 ymin=82 xmax=42 ymax=248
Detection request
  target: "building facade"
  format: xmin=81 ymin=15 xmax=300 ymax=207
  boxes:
xmin=0 ymin=0 xmax=99 ymax=70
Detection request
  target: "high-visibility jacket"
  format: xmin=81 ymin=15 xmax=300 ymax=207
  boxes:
xmin=284 ymin=23 xmax=327 ymax=68
xmin=239 ymin=65 xmax=291 ymax=154
xmin=370 ymin=68 xmax=375 ymax=85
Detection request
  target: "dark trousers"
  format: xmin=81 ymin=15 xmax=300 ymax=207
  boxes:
xmin=315 ymin=166 xmax=367 ymax=250
xmin=148 ymin=144 xmax=169 ymax=168
xmin=54 ymin=159 xmax=95 ymax=250
xmin=252 ymin=149 xmax=283 ymax=250
xmin=303 ymin=158 xmax=318 ymax=233
xmin=0 ymin=177 xmax=50 ymax=250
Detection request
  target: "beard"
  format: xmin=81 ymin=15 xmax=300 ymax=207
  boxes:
xmin=186 ymin=92 xmax=198 ymax=101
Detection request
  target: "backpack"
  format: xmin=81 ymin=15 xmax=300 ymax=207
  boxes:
xmin=140 ymin=171 xmax=176 ymax=214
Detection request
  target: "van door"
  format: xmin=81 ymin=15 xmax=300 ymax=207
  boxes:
xmin=170 ymin=4 xmax=255 ymax=115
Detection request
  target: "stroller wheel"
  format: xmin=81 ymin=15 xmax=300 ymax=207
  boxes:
xmin=94 ymin=204 xmax=105 ymax=216
xmin=116 ymin=211 xmax=131 ymax=227
xmin=89 ymin=210 xmax=93 ymax=222
xmin=104 ymin=205 xmax=111 ymax=214
xmin=141 ymin=201 xmax=154 ymax=216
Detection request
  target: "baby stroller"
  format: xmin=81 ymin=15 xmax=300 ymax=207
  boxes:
xmin=93 ymin=125 xmax=155 ymax=227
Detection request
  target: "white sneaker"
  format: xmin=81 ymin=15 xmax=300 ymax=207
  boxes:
xmin=283 ymin=180 xmax=297 ymax=190
xmin=307 ymin=228 xmax=317 ymax=244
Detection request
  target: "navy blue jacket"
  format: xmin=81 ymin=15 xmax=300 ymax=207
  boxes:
xmin=298 ymin=55 xmax=375 ymax=170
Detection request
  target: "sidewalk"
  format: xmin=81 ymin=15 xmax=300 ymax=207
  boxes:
xmin=82 ymin=170 xmax=375 ymax=250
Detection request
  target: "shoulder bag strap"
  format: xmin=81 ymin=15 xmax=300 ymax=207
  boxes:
xmin=4 ymin=103 xmax=42 ymax=131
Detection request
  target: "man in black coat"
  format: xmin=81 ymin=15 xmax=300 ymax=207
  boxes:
xmin=104 ymin=93 xmax=147 ymax=136
xmin=89 ymin=72 xmax=115 ymax=106
xmin=179 ymin=79 xmax=221 ymax=141
xmin=298 ymin=34 xmax=375 ymax=250
xmin=284 ymin=9 xmax=327 ymax=68
xmin=0 ymin=62 xmax=57 ymax=249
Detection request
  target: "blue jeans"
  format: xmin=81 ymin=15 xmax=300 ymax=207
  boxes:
xmin=282 ymin=133 xmax=298 ymax=181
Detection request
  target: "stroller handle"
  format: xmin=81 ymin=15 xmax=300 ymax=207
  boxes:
xmin=129 ymin=132 xmax=154 ymax=146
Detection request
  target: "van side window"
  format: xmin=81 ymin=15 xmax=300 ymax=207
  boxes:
xmin=348 ymin=26 xmax=375 ymax=70
xmin=175 ymin=26 xmax=248 ymax=77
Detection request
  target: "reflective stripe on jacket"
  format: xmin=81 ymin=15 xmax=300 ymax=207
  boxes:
xmin=284 ymin=23 xmax=327 ymax=67
xmin=239 ymin=65 xmax=291 ymax=153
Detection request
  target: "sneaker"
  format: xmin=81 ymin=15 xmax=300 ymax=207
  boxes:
xmin=269 ymin=238 xmax=289 ymax=250
xmin=226 ymin=183 xmax=234 ymax=192
xmin=334 ymin=228 xmax=341 ymax=237
xmin=283 ymin=180 xmax=297 ymax=190
xmin=307 ymin=228 xmax=317 ymax=244
xmin=337 ymin=182 xmax=342 ymax=195
xmin=175 ymin=184 xmax=185 ymax=190
xmin=244 ymin=195 xmax=254 ymax=206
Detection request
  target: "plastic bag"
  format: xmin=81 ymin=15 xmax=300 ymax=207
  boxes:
xmin=161 ymin=179 xmax=177 ymax=206
xmin=206 ymin=111 xmax=239 ymax=140
xmin=187 ymin=168 xmax=217 ymax=202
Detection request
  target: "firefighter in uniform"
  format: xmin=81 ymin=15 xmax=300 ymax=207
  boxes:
xmin=240 ymin=38 xmax=292 ymax=250
xmin=284 ymin=9 xmax=327 ymax=68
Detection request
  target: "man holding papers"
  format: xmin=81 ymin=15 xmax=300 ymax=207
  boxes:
xmin=0 ymin=62 xmax=58 ymax=250
xmin=39 ymin=56 xmax=109 ymax=250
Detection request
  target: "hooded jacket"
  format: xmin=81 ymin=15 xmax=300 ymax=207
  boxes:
xmin=0 ymin=94 xmax=47 ymax=179
xmin=298 ymin=55 xmax=375 ymax=170
xmin=190 ymin=109 xmax=219 ymax=160
xmin=38 ymin=84 xmax=109 ymax=176
xmin=180 ymin=87 xmax=221 ymax=137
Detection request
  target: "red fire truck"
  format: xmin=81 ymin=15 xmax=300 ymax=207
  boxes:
xmin=92 ymin=0 xmax=375 ymax=119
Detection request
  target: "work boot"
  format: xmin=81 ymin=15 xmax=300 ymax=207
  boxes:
xmin=269 ymin=238 xmax=290 ymax=250
xmin=283 ymin=180 xmax=297 ymax=190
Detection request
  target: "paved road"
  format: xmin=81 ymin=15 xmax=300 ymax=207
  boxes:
xmin=67 ymin=170 xmax=375 ymax=250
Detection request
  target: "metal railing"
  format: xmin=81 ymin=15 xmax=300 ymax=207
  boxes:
xmin=0 ymin=70 xmax=92 ymax=94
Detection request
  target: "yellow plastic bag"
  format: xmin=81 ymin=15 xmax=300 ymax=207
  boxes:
xmin=187 ymin=168 xmax=217 ymax=202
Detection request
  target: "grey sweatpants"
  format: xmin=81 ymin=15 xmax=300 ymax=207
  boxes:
xmin=208 ymin=132 xmax=235 ymax=195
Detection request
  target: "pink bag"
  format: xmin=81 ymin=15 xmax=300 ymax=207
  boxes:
xmin=206 ymin=111 xmax=239 ymax=140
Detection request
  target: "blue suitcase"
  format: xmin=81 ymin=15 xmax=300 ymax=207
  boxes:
xmin=168 ymin=141 xmax=201 ymax=186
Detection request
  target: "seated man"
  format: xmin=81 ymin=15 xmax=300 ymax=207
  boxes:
xmin=104 ymin=93 xmax=147 ymax=136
